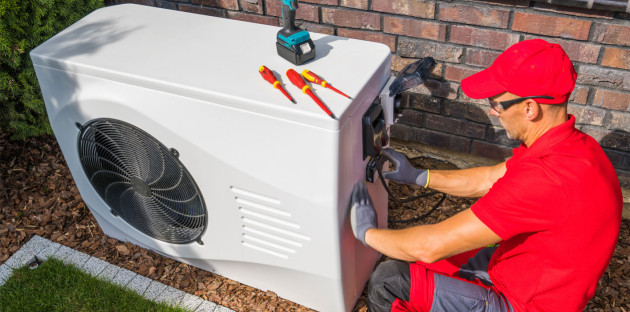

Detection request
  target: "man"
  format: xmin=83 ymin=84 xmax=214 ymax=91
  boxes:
xmin=350 ymin=39 xmax=622 ymax=311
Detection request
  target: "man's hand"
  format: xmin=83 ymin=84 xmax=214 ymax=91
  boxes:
xmin=381 ymin=148 xmax=429 ymax=187
xmin=350 ymin=181 xmax=377 ymax=246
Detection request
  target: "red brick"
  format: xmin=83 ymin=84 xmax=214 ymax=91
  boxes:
xmin=227 ymin=11 xmax=279 ymax=26
xmin=578 ymin=65 xmax=630 ymax=91
xmin=592 ymin=23 xmax=630 ymax=47
xmin=593 ymin=89 xmax=630 ymax=111
xmin=609 ymin=112 xmax=630 ymax=132
xmin=397 ymin=109 xmax=424 ymax=128
xmin=383 ymin=16 xmax=446 ymax=41
xmin=465 ymin=48 xmax=501 ymax=67
xmin=532 ymin=2 xmax=614 ymax=19
xmin=466 ymin=0 xmax=529 ymax=7
xmin=372 ymin=0 xmax=435 ymax=19
xmin=569 ymin=85 xmax=589 ymax=105
xmin=266 ymin=0 xmax=319 ymax=22
xmin=438 ymin=3 xmax=510 ymax=28
xmin=522 ymin=35 xmax=600 ymax=64
xmin=398 ymin=38 xmax=464 ymax=63
xmin=391 ymin=55 xmax=443 ymax=78
xmin=512 ymin=12 xmax=591 ymax=41
xmin=178 ymin=4 xmax=226 ymax=17
xmin=301 ymin=0 xmax=337 ymax=5
xmin=191 ymin=0 xmax=238 ymax=10
xmin=444 ymin=64 xmax=478 ymax=83
xmin=337 ymin=28 xmax=396 ymax=51
xmin=239 ymin=0 xmax=263 ymax=14
xmin=568 ymin=105 xmax=607 ymax=126
xmin=415 ymin=128 xmax=472 ymax=153
xmin=322 ymin=7 xmax=380 ymax=30
xmin=408 ymin=79 xmax=459 ymax=100
xmin=340 ymin=0 xmax=368 ymax=9
xmin=450 ymin=25 xmax=519 ymax=51
xmin=602 ymin=47 xmax=630 ymax=70
xmin=300 ymin=22 xmax=335 ymax=35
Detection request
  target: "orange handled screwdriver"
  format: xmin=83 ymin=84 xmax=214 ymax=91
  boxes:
xmin=286 ymin=69 xmax=336 ymax=119
xmin=301 ymin=70 xmax=352 ymax=99
xmin=259 ymin=66 xmax=296 ymax=103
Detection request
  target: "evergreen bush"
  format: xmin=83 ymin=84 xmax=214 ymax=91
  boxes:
xmin=0 ymin=0 xmax=103 ymax=140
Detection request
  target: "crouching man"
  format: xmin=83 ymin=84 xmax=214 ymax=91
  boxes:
xmin=350 ymin=39 xmax=622 ymax=312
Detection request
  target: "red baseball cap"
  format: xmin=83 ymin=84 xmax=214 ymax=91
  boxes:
xmin=461 ymin=39 xmax=577 ymax=104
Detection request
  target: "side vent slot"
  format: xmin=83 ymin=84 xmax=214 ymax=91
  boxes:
xmin=231 ymin=187 xmax=310 ymax=259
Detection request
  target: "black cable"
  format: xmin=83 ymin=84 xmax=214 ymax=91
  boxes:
xmin=374 ymin=155 xmax=447 ymax=223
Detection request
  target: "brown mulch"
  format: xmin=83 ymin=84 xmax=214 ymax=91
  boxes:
xmin=0 ymin=132 xmax=628 ymax=311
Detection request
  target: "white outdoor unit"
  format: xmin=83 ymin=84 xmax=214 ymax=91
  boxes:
xmin=30 ymin=4 xmax=399 ymax=311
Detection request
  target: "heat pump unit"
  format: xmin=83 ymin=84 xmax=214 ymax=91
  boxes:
xmin=31 ymin=4 xmax=397 ymax=311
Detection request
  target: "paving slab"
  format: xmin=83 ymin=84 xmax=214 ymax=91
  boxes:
xmin=97 ymin=263 xmax=121 ymax=280
xmin=195 ymin=300 xmax=218 ymax=312
xmin=81 ymin=256 xmax=110 ymax=277
xmin=53 ymin=245 xmax=90 ymax=268
xmin=111 ymin=268 xmax=137 ymax=287
xmin=5 ymin=235 xmax=50 ymax=269
xmin=127 ymin=274 xmax=153 ymax=296
xmin=214 ymin=305 xmax=235 ymax=312
xmin=35 ymin=240 xmax=62 ymax=261
xmin=179 ymin=292 xmax=204 ymax=311
xmin=157 ymin=286 xmax=187 ymax=307
xmin=3 ymin=235 xmax=50 ymax=269
xmin=144 ymin=280 xmax=168 ymax=300
xmin=0 ymin=264 xmax=13 ymax=286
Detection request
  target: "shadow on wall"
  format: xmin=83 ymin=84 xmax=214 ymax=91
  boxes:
xmin=392 ymin=91 xmax=517 ymax=163
xmin=601 ymin=129 xmax=630 ymax=189
xmin=392 ymin=92 xmax=630 ymax=190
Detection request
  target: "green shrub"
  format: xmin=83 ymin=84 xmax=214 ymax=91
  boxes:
xmin=0 ymin=0 xmax=103 ymax=140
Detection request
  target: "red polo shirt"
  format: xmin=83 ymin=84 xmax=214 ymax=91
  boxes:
xmin=472 ymin=115 xmax=622 ymax=311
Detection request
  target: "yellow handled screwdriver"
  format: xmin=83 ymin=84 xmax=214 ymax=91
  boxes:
xmin=301 ymin=70 xmax=352 ymax=99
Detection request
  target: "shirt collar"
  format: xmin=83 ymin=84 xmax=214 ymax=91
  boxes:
xmin=513 ymin=115 xmax=576 ymax=158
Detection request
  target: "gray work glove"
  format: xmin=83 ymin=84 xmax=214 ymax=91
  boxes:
xmin=349 ymin=181 xmax=377 ymax=246
xmin=381 ymin=148 xmax=429 ymax=188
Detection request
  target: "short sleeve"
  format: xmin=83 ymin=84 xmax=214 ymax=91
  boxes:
xmin=471 ymin=160 xmax=568 ymax=241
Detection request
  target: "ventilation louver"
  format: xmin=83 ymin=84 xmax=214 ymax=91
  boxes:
xmin=77 ymin=118 xmax=207 ymax=244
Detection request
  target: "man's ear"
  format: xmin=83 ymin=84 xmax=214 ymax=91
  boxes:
xmin=523 ymin=100 xmax=540 ymax=121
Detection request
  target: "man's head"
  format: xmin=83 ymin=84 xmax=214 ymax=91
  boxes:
xmin=461 ymin=39 xmax=577 ymax=145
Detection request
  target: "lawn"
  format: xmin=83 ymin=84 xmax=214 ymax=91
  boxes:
xmin=0 ymin=257 xmax=190 ymax=312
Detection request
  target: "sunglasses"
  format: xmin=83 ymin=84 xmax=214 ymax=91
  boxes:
xmin=489 ymin=96 xmax=554 ymax=113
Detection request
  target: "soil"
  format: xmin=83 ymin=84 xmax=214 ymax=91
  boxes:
xmin=0 ymin=132 xmax=628 ymax=311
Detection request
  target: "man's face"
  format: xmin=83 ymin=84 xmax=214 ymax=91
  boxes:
xmin=488 ymin=92 xmax=527 ymax=142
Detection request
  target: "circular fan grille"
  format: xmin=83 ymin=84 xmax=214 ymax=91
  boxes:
xmin=78 ymin=119 xmax=207 ymax=244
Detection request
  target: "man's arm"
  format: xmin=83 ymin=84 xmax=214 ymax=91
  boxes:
xmin=365 ymin=208 xmax=501 ymax=263
xmin=381 ymin=148 xmax=507 ymax=197
xmin=429 ymin=162 xmax=507 ymax=197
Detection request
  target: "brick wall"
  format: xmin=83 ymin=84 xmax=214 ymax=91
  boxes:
xmin=105 ymin=0 xmax=630 ymax=186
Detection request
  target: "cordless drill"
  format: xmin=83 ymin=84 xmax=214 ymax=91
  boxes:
xmin=276 ymin=0 xmax=315 ymax=65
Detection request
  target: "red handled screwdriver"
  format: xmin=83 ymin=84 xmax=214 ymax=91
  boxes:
xmin=259 ymin=66 xmax=296 ymax=103
xmin=301 ymin=70 xmax=352 ymax=99
xmin=286 ymin=69 xmax=336 ymax=119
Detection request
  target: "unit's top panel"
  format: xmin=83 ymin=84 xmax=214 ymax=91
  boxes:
xmin=30 ymin=4 xmax=391 ymax=130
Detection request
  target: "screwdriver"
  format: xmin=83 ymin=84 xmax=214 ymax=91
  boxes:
xmin=286 ymin=69 xmax=336 ymax=119
xmin=301 ymin=70 xmax=352 ymax=99
xmin=259 ymin=65 xmax=296 ymax=103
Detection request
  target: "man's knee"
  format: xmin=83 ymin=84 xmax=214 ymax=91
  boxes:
xmin=368 ymin=260 xmax=411 ymax=308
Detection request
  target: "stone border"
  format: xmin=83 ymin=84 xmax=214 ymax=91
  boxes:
xmin=0 ymin=235 xmax=232 ymax=312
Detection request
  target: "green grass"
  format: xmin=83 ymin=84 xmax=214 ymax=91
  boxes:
xmin=0 ymin=258 xmax=191 ymax=312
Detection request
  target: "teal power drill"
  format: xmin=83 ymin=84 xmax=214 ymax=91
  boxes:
xmin=276 ymin=0 xmax=315 ymax=65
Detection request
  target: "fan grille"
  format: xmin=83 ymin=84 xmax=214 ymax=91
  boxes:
xmin=78 ymin=119 xmax=207 ymax=244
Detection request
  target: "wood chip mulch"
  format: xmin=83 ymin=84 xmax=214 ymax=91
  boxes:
xmin=0 ymin=132 xmax=628 ymax=311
